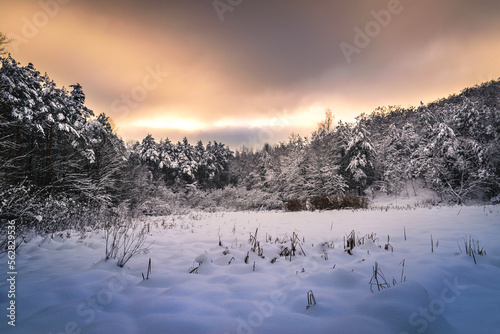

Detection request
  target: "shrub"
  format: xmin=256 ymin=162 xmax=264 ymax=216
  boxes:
xmin=284 ymin=198 xmax=305 ymax=212
xmin=0 ymin=182 xmax=106 ymax=254
xmin=104 ymin=214 xmax=151 ymax=267
xmin=310 ymin=195 xmax=331 ymax=210
xmin=340 ymin=194 xmax=368 ymax=209
xmin=329 ymin=195 xmax=341 ymax=210
xmin=283 ymin=194 xmax=368 ymax=212
xmin=193 ymin=186 xmax=283 ymax=211
xmin=141 ymin=186 xmax=283 ymax=213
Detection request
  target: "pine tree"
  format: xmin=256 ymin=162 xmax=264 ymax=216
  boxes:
xmin=345 ymin=119 xmax=376 ymax=192
xmin=140 ymin=134 xmax=159 ymax=170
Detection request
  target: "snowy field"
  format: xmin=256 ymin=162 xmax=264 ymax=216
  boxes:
xmin=2 ymin=206 xmax=500 ymax=334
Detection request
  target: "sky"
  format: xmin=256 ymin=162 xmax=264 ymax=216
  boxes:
xmin=2 ymin=0 xmax=500 ymax=149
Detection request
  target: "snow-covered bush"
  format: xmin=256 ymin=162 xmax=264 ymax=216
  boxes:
xmin=180 ymin=186 xmax=282 ymax=212
xmin=104 ymin=214 xmax=150 ymax=267
xmin=284 ymin=194 xmax=368 ymax=212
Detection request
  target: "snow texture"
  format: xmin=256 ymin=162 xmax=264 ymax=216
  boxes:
xmin=1 ymin=206 xmax=499 ymax=333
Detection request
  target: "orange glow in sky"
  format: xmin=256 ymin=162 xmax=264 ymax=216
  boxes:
xmin=2 ymin=0 xmax=500 ymax=148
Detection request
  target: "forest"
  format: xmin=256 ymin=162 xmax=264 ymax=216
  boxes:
xmin=1 ymin=54 xmax=500 ymax=235
xmin=3 ymin=2 xmax=500 ymax=331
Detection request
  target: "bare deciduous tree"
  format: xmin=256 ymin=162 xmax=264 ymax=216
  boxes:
xmin=0 ymin=32 xmax=11 ymax=55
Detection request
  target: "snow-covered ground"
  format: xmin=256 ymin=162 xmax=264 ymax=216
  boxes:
xmin=1 ymin=206 xmax=500 ymax=334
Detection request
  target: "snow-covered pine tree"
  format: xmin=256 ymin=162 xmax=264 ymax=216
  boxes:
xmin=140 ymin=134 xmax=160 ymax=173
xmin=345 ymin=118 xmax=376 ymax=193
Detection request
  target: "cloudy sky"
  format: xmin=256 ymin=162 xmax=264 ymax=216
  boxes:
xmin=2 ymin=0 xmax=500 ymax=148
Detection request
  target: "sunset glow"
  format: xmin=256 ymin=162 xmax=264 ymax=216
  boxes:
xmin=2 ymin=3 xmax=500 ymax=332
xmin=135 ymin=118 xmax=207 ymax=132
xmin=2 ymin=0 xmax=500 ymax=148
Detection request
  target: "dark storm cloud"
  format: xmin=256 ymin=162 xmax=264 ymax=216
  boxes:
xmin=2 ymin=0 xmax=500 ymax=148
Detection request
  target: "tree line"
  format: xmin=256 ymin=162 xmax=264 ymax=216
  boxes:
xmin=1 ymin=50 xmax=499 ymax=235
xmin=229 ymin=83 xmax=500 ymax=205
